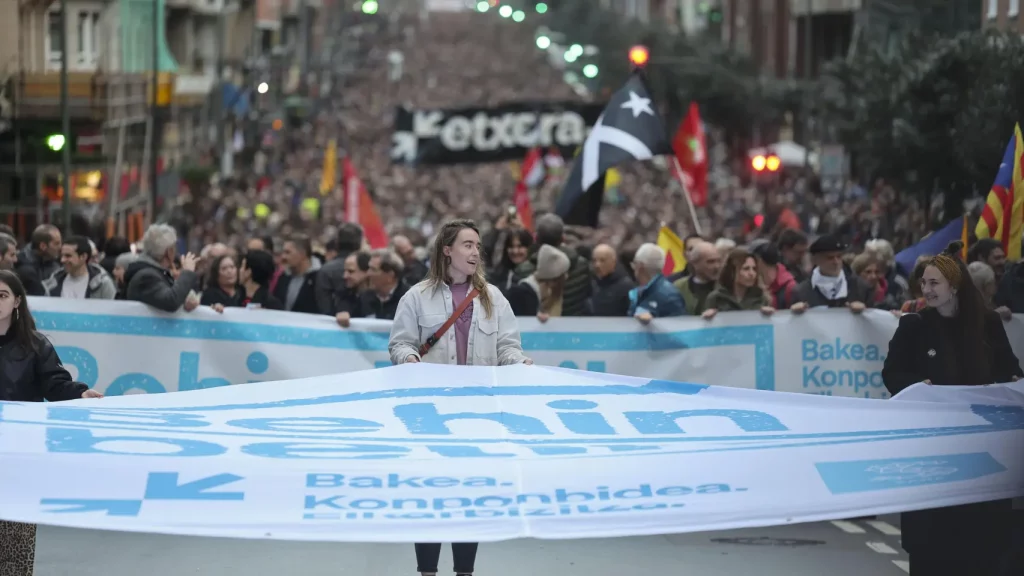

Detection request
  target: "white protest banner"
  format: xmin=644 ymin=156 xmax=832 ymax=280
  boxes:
xmin=28 ymin=298 xmax=1024 ymax=399
xmin=0 ymin=364 xmax=1021 ymax=541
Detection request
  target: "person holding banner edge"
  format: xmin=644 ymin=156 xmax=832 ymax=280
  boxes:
xmin=881 ymin=241 xmax=1022 ymax=576
xmin=389 ymin=219 xmax=531 ymax=576
xmin=0 ymin=269 xmax=103 ymax=576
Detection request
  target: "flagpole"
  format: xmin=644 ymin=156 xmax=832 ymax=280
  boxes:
xmin=671 ymin=156 xmax=703 ymax=236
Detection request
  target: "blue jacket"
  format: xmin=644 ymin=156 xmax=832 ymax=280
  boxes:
xmin=628 ymin=274 xmax=687 ymax=318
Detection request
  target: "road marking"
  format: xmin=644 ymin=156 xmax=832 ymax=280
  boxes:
xmin=893 ymin=560 xmax=910 ymax=573
xmin=866 ymin=541 xmax=899 ymax=555
xmin=867 ymin=520 xmax=902 ymax=536
xmin=831 ymin=520 xmax=866 ymax=534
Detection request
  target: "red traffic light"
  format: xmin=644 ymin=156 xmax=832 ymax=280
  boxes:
xmin=751 ymin=154 xmax=781 ymax=172
xmin=628 ymin=45 xmax=650 ymax=68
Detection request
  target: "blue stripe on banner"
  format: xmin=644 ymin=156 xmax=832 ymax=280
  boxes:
xmin=33 ymin=312 xmax=776 ymax=389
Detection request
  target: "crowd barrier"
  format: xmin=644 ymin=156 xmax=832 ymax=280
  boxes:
xmin=28 ymin=298 xmax=1024 ymax=399
xmin=1 ymin=364 xmax=1021 ymax=541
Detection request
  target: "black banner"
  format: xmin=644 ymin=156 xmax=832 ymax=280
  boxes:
xmin=390 ymin=101 xmax=606 ymax=165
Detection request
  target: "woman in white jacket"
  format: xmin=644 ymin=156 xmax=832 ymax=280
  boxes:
xmin=389 ymin=218 xmax=531 ymax=576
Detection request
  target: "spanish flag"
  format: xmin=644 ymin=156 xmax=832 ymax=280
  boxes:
xmin=976 ymin=124 xmax=1024 ymax=261
xmin=657 ymin=225 xmax=687 ymax=276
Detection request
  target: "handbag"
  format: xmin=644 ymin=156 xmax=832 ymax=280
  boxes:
xmin=417 ymin=288 xmax=480 ymax=358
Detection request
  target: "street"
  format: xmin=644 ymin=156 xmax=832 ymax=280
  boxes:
xmin=32 ymin=516 xmax=910 ymax=575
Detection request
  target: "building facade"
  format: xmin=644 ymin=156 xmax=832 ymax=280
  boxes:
xmin=0 ymin=0 xmax=312 ymax=240
xmin=983 ymin=0 xmax=1023 ymax=31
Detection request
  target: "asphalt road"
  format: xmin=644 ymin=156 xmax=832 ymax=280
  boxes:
xmin=32 ymin=516 xmax=910 ymax=575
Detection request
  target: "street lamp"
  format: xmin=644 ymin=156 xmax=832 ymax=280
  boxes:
xmin=499 ymin=4 xmax=512 ymax=17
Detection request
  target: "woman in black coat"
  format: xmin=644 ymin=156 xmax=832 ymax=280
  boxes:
xmin=200 ymin=254 xmax=245 ymax=308
xmin=882 ymin=242 xmax=1022 ymax=576
xmin=0 ymin=270 xmax=103 ymax=575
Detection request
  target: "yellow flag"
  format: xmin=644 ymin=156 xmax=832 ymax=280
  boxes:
xmin=319 ymin=139 xmax=337 ymax=196
xmin=657 ymin=226 xmax=687 ymax=275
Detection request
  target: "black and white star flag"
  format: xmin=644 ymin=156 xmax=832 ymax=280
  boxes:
xmin=555 ymin=73 xmax=673 ymax=227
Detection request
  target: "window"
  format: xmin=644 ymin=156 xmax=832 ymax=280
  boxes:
xmin=46 ymin=8 xmax=63 ymax=69
xmin=76 ymin=10 xmax=101 ymax=69
xmin=1012 ymin=0 xmax=1020 ymax=17
xmin=989 ymin=0 xmax=999 ymax=19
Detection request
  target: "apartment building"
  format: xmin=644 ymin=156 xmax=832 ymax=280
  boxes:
xmin=983 ymin=0 xmax=1024 ymax=31
xmin=0 ymin=0 xmax=294 ymax=238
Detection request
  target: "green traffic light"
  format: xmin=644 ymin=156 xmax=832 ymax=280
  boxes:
xmin=512 ymin=9 xmax=525 ymax=21
xmin=46 ymin=134 xmax=65 ymax=151
xmin=361 ymin=0 xmax=378 ymax=14
xmin=476 ymin=1 xmax=488 ymax=11
xmin=709 ymin=9 xmax=722 ymax=22
xmin=583 ymin=64 xmax=598 ymax=78
xmin=535 ymin=2 xmax=547 ymax=13
xmin=536 ymin=35 xmax=551 ymax=49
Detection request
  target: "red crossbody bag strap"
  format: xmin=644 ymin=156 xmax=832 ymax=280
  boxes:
xmin=417 ymin=287 xmax=480 ymax=358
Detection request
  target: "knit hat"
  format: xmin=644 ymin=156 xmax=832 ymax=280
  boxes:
xmin=535 ymin=245 xmax=571 ymax=281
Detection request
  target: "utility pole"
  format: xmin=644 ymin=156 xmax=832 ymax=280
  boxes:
xmin=59 ymin=0 xmax=71 ymax=231
xmin=149 ymin=0 xmax=160 ymax=224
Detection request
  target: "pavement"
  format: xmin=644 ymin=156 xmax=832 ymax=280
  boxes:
xmin=32 ymin=515 xmax=910 ymax=575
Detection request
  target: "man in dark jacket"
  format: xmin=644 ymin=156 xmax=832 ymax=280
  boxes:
xmin=316 ymin=223 xmax=364 ymax=315
xmin=274 ymin=234 xmax=321 ymax=314
xmin=16 ymin=224 xmax=63 ymax=296
xmin=514 ymin=214 xmax=591 ymax=316
xmin=0 ymin=234 xmax=18 ymax=271
xmin=43 ymin=235 xmax=117 ymax=299
xmin=356 ymin=249 xmax=409 ymax=320
xmin=590 ymin=244 xmax=634 ymax=316
xmin=125 ymin=223 xmax=200 ymax=313
xmin=790 ymin=235 xmax=873 ymax=312
xmin=994 ymin=260 xmax=1024 ymax=314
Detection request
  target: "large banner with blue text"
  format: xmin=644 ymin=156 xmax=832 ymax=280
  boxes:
xmin=0 ymin=364 xmax=1021 ymax=541
xmin=28 ymin=298 xmax=1024 ymax=398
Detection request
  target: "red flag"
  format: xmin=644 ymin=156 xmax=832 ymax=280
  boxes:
xmin=672 ymin=103 xmax=708 ymax=207
xmin=513 ymin=148 xmax=540 ymax=232
xmin=341 ymin=157 xmax=389 ymax=249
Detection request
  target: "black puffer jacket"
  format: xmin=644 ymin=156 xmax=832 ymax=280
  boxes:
xmin=0 ymin=331 xmax=87 ymax=402
xmin=513 ymin=244 xmax=592 ymax=317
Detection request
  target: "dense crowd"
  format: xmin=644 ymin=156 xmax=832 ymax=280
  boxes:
xmin=6 ymin=209 xmax=1022 ymax=328
xmin=155 ymin=8 xmax=935 ymax=262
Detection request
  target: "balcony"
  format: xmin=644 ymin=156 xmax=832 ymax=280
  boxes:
xmin=13 ymin=72 xmax=174 ymax=124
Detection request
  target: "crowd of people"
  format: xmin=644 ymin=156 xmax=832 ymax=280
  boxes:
xmin=4 ymin=207 xmax=1022 ymax=330
xmin=151 ymin=8 xmax=937 ymax=263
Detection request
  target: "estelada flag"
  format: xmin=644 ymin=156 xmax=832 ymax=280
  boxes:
xmin=341 ymin=157 xmax=388 ymax=249
xmin=672 ymin=102 xmax=708 ymax=207
xmin=976 ymin=124 xmax=1024 ymax=260
xmin=657 ymin=225 xmax=687 ymax=276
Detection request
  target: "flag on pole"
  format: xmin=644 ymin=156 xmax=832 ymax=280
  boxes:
xmin=672 ymin=103 xmax=708 ymax=207
xmin=976 ymin=124 xmax=1024 ymax=261
xmin=657 ymin=225 xmax=687 ymax=276
xmin=556 ymin=73 xmax=673 ymax=227
xmin=319 ymin=139 xmax=338 ymax=196
xmin=512 ymin=147 xmax=541 ymax=232
xmin=341 ymin=157 xmax=388 ymax=249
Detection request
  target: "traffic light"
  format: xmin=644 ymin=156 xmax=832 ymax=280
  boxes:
xmin=361 ymin=0 xmax=378 ymax=15
xmin=46 ymin=134 xmax=65 ymax=152
xmin=628 ymin=45 xmax=649 ymax=68
xmin=535 ymin=2 xmax=548 ymax=13
xmin=751 ymin=154 xmax=781 ymax=173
